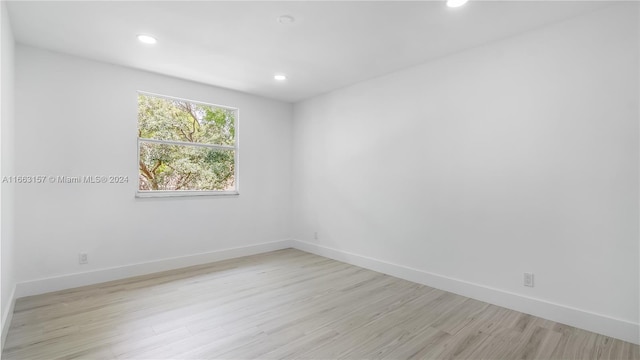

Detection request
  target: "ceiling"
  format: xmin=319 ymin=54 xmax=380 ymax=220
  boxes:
xmin=6 ymin=1 xmax=611 ymax=103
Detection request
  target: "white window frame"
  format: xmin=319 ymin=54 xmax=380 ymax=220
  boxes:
xmin=135 ymin=91 xmax=239 ymax=198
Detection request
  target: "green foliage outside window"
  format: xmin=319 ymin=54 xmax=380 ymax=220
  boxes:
xmin=138 ymin=94 xmax=236 ymax=191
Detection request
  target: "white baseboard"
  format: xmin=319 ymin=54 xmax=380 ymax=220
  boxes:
xmin=1 ymin=284 xmax=16 ymax=352
xmin=16 ymin=239 xmax=294 ymax=298
xmin=10 ymin=238 xmax=638 ymax=345
xmin=292 ymin=239 xmax=639 ymax=345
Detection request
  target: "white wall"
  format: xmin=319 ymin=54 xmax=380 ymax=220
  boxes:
xmin=14 ymin=45 xmax=292 ymax=286
xmin=6 ymin=0 xmax=639 ymax=346
xmin=292 ymin=3 xmax=639 ymax=341
xmin=1 ymin=0 xmax=16 ymax=349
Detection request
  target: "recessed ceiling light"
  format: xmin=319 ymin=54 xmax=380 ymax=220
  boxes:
xmin=137 ymin=34 xmax=157 ymax=44
xmin=274 ymin=74 xmax=287 ymax=81
xmin=446 ymin=0 xmax=469 ymax=8
xmin=277 ymin=15 xmax=295 ymax=24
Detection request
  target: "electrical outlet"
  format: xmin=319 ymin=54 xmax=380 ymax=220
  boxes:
xmin=314 ymin=231 xmax=319 ymax=240
xmin=78 ymin=252 xmax=88 ymax=265
xmin=524 ymin=272 xmax=534 ymax=287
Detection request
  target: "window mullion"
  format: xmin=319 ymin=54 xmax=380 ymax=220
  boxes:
xmin=138 ymin=137 xmax=236 ymax=150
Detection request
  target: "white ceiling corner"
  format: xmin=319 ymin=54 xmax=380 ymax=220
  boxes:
xmin=6 ymin=0 xmax=612 ymax=103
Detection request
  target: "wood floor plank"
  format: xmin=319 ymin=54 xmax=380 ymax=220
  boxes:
xmin=2 ymin=248 xmax=638 ymax=360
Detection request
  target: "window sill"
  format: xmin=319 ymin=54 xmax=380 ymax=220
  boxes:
xmin=135 ymin=190 xmax=240 ymax=198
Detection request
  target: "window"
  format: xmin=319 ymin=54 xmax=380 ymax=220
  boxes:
xmin=137 ymin=92 xmax=238 ymax=197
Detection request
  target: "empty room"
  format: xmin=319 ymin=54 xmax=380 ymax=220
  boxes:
xmin=0 ymin=0 xmax=638 ymax=359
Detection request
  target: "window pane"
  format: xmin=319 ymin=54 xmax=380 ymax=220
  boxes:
xmin=138 ymin=94 xmax=235 ymax=146
xmin=139 ymin=142 xmax=235 ymax=191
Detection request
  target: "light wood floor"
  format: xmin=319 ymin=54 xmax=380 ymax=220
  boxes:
xmin=3 ymin=249 xmax=638 ymax=360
